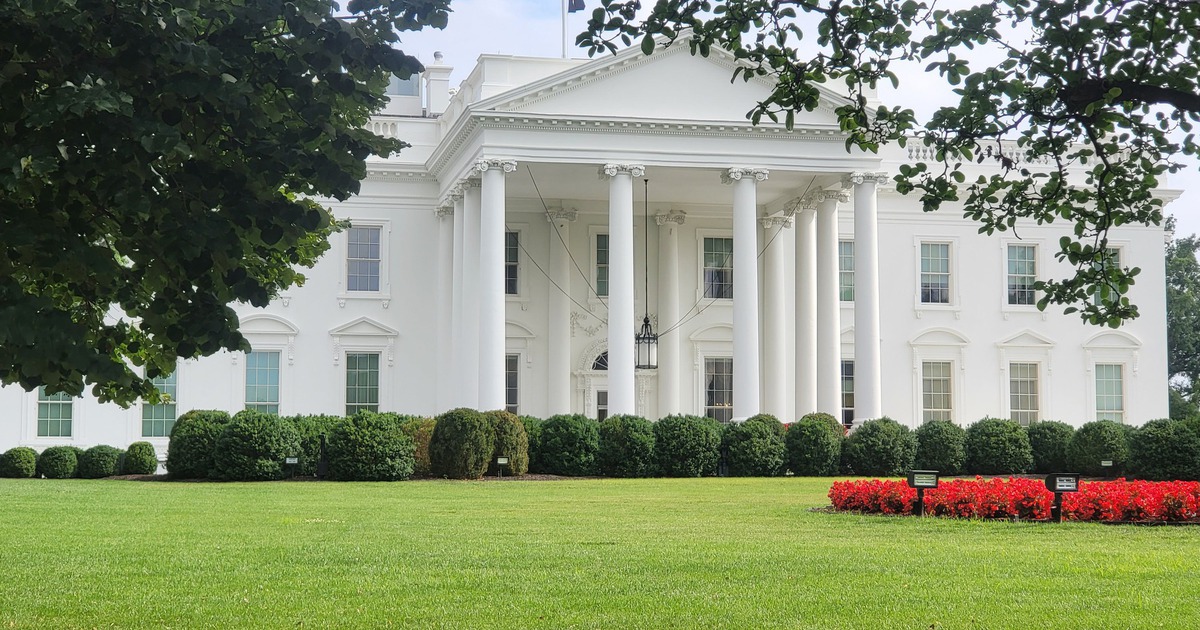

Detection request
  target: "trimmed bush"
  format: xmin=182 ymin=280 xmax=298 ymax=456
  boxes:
xmin=654 ymin=415 xmax=722 ymax=478
xmin=723 ymin=414 xmax=786 ymax=477
xmin=598 ymin=414 xmax=657 ymax=478
xmin=1026 ymin=421 xmax=1075 ymax=474
xmin=286 ymin=414 xmax=343 ymax=476
xmin=785 ymin=413 xmax=842 ymax=476
xmin=539 ymin=414 xmax=600 ymax=476
xmin=78 ymin=445 xmax=124 ymax=479
xmin=520 ymin=416 xmax=544 ymax=474
xmin=166 ymin=410 xmax=232 ymax=479
xmin=326 ymin=412 xmax=415 ymax=481
xmin=1068 ymin=420 xmax=1130 ymax=477
xmin=400 ymin=417 xmax=437 ymax=478
xmin=1129 ymin=418 xmax=1200 ymax=481
xmin=914 ymin=420 xmax=966 ymax=475
xmin=212 ymin=411 xmax=302 ymax=481
xmin=36 ymin=446 xmax=78 ymax=479
xmin=486 ymin=410 xmax=530 ymax=476
xmin=964 ymin=418 xmax=1033 ymax=475
xmin=842 ymin=417 xmax=916 ymax=477
xmin=429 ymin=408 xmax=493 ymax=479
xmin=0 ymin=447 xmax=38 ymax=478
xmin=122 ymin=441 xmax=160 ymax=475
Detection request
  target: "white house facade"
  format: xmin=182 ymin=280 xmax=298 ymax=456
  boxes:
xmin=0 ymin=45 xmax=1174 ymax=457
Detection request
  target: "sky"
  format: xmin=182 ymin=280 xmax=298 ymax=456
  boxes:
xmin=396 ymin=0 xmax=1200 ymax=239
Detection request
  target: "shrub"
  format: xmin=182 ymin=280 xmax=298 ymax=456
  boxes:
xmin=326 ymin=412 xmax=415 ymax=481
xmin=166 ymin=409 xmax=231 ymax=480
xmin=0 ymin=447 xmax=38 ymax=478
xmin=400 ymin=417 xmax=437 ymax=478
xmin=78 ymin=445 xmax=124 ymax=479
xmin=785 ymin=413 xmax=842 ymax=476
xmin=964 ymin=418 xmax=1033 ymax=475
xmin=539 ymin=414 xmax=600 ymax=476
xmin=1129 ymin=418 xmax=1200 ymax=481
xmin=654 ymin=415 xmax=722 ymax=478
xmin=723 ymin=414 xmax=786 ymax=477
xmin=122 ymin=441 xmax=160 ymax=475
xmin=486 ymin=410 xmax=530 ymax=476
xmin=842 ymin=417 xmax=917 ymax=477
xmin=36 ymin=446 xmax=78 ymax=479
xmin=913 ymin=420 xmax=966 ymax=475
xmin=1067 ymin=420 xmax=1130 ymax=477
xmin=429 ymin=408 xmax=493 ymax=479
xmin=212 ymin=411 xmax=302 ymax=481
xmin=1026 ymin=421 xmax=1075 ymax=474
xmin=597 ymin=415 xmax=657 ymax=478
xmin=520 ymin=416 xmax=544 ymax=474
xmin=285 ymin=414 xmax=343 ymax=476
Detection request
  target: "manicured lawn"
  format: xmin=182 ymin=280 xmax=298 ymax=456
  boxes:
xmin=1 ymin=477 xmax=1198 ymax=629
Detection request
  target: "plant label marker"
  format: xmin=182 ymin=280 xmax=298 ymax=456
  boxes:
xmin=496 ymin=456 xmax=509 ymax=478
xmin=906 ymin=470 xmax=939 ymax=517
xmin=1045 ymin=474 xmax=1081 ymax=522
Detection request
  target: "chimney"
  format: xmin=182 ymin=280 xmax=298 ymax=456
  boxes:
xmin=424 ymin=51 xmax=453 ymax=116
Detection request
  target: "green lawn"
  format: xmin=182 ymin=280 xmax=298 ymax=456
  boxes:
xmin=1 ymin=477 xmax=1197 ymax=629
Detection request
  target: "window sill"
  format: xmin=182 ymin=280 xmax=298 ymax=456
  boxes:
xmin=913 ymin=303 xmax=961 ymax=319
xmin=507 ymin=295 xmax=531 ymax=312
xmin=337 ymin=292 xmax=393 ymax=309
xmin=1001 ymin=305 xmax=1047 ymax=321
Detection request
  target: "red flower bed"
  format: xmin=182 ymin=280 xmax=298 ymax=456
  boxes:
xmin=829 ymin=478 xmax=1200 ymax=523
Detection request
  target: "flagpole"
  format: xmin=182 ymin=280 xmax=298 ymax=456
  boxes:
xmin=561 ymin=0 xmax=568 ymax=59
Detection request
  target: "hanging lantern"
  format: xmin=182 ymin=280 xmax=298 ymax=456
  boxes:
xmin=636 ymin=315 xmax=658 ymax=369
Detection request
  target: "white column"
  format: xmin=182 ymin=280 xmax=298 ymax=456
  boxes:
xmin=435 ymin=203 xmax=455 ymax=412
xmin=761 ymin=213 xmax=792 ymax=420
xmin=850 ymin=172 xmax=888 ymax=424
xmin=794 ymin=199 xmax=818 ymax=416
xmin=476 ymin=158 xmax=516 ymax=411
xmin=460 ymin=179 xmax=482 ymax=408
xmin=725 ymin=167 xmax=768 ymax=420
xmin=816 ymin=189 xmax=849 ymax=417
xmin=450 ymin=188 xmax=466 ymax=407
xmin=547 ymin=207 xmax=577 ymax=415
xmin=601 ymin=163 xmax=644 ymax=416
xmin=656 ymin=210 xmax=686 ymax=416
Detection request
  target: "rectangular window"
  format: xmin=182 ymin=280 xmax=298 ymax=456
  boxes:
xmin=703 ymin=237 xmax=734 ymax=299
xmin=1007 ymin=244 xmax=1037 ymax=305
xmin=841 ymin=360 xmax=855 ymax=428
xmin=505 ymin=353 xmax=519 ymax=415
xmin=1093 ymin=248 xmax=1122 ymax=306
xmin=37 ymin=386 xmax=73 ymax=437
xmin=595 ymin=233 xmax=609 ymax=297
xmin=347 ymin=226 xmax=381 ymax=292
xmin=596 ymin=390 xmax=609 ymax=422
xmin=245 ymin=351 xmax=281 ymax=414
xmin=1096 ymin=364 xmax=1125 ymax=423
xmin=505 ymin=231 xmax=519 ymax=295
xmin=839 ymin=240 xmax=855 ymax=302
xmin=142 ymin=372 xmax=178 ymax=437
xmin=346 ymin=352 xmax=380 ymax=415
xmin=1009 ymin=362 xmax=1040 ymax=426
xmin=921 ymin=361 xmax=953 ymax=423
xmin=920 ymin=242 xmax=951 ymax=304
xmin=704 ymin=357 xmax=734 ymax=423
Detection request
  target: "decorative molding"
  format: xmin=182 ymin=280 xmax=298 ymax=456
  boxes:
xmin=363 ymin=168 xmax=436 ymax=183
xmin=546 ymin=207 xmax=578 ymax=223
xmin=845 ymin=171 xmax=890 ymax=186
xmin=759 ymin=214 xmax=793 ymax=229
xmin=721 ymin=167 xmax=769 ymax=184
xmin=435 ymin=205 xmax=454 ymax=219
xmin=571 ymin=311 xmax=603 ymax=338
xmin=635 ymin=371 xmax=656 ymax=417
xmin=811 ymin=188 xmax=851 ymax=204
xmin=655 ymin=209 xmax=687 ymax=226
xmin=332 ymin=337 xmax=341 ymax=366
xmin=287 ymin=335 xmax=296 ymax=366
xmin=474 ymin=158 xmax=518 ymax=174
xmin=387 ymin=338 xmax=395 ymax=367
xmin=458 ymin=177 xmax=482 ymax=191
xmin=599 ymin=163 xmax=646 ymax=179
xmin=279 ymin=296 xmax=291 ymax=307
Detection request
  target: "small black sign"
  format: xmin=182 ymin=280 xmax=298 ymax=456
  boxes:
xmin=906 ymin=470 xmax=939 ymax=489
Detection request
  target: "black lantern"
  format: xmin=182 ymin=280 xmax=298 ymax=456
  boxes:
xmin=636 ymin=178 xmax=658 ymax=369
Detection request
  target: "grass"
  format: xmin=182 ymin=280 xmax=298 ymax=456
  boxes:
xmin=1 ymin=477 xmax=1198 ymax=629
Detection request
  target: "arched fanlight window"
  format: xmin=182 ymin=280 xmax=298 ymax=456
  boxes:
xmin=592 ymin=351 xmax=608 ymax=371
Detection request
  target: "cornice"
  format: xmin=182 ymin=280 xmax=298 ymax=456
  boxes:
xmin=364 ymin=167 xmax=436 ymax=183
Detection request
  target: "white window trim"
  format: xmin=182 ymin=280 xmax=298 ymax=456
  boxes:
xmin=588 ymin=225 xmax=610 ymax=308
xmin=140 ymin=366 xmax=180 ymax=443
xmin=1005 ymin=361 xmax=1043 ymax=426
xmin=913 ymin=236 xmax=961 ymax=317
xmin=504 ymin=222 xmax=530 ymax=307
xmin=695 ymin=228 xmax=734 ymax=303
xmin=338 ymin=219 xmax=391 ymax=306
xmin=1091 ymin=242 xmax=1128 ymax=307
xmin=997 ymin=332 xmax=1055 ymax=422
xmin=838 ymin=237 xmax=856 ymax=305
xmin=26 ymin=387 xmax=79 ymax=446
xmin=1084 ymin=330 xmax=1140 ymax=423
xmin=1000 ymin=239 xmax=1044 ymax=318
xmin=1090 ymin=362 xmax=1128 ymax=424
xmin=699 ymin=354 xmax=734 ymax=423
xmin=504 ymin=351 xmax=522 ymax=416
xmin=331 ymin=318 xmax=398 ymax=413
xmin=343 ymin=350 xmax=384 ymax=416
xmin=909 ymin=335 xmax=967 ymax=426
xmin=242 ymin=347 xmax=285 ymax=415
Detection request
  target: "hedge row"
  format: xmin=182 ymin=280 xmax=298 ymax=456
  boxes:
xmin=0 ymin=442 xmax=158 ymax=479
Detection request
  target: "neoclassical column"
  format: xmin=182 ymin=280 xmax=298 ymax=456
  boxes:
xmin=449 ymin=187 xmax=466 ymax=407
xmin=760 ymin=212 xmax=792 ymax=420
xmin=724 ymin=167 xmax=768 ymax=420
xmin=849 ymin=172 xmax=889 ymax=424
xmin=794 ymin=197 xmax=818 ymax=416
xmin=656 ymin=209 xmax=686 ymax=416
xmin=816 ymin=188 xmax=849 ymax=417
xmin=435 ymin=202 xmax=455 ymax=412
xmin=476 ymin=158 xmax=517 ymax=412
xmin=601 ymin=163 xmax=644 ymax=416
xmin=460 ymin=178 xmax=482 ymax=408
xmin=546 ymin=206 xmax=577 ymax=416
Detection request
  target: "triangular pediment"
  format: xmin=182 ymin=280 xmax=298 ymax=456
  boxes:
xmin=329 ymin=317 xmax=398 ymax=338
xmin=997 ymin=330 xmax=1056 ymax=348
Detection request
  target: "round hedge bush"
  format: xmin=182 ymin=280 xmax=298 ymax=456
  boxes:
xmin=785 ymin=413 xmax=842 ymax=476
xmin=0 ymin=447 xmax=38 ymax=478
xmin=964 ymin=418 xmax=1033 ymax=475
xmin=36 ymin=445 xmax=78 ymax=479
xmin=539 ymin=414 xmax=600 ymax=476
xmin=913 ymin=420 xmax=966 ymax=475
xmin=400 ymin=417 xmax=437 ymax=478
xmin=78 ymin=445 xmax=124 ymax=479
xmin=1128 ymin=418 xmax=1200 ymax=481
xmin=1067 ymin=420 xmax=1130 ymax=477
xmin=1026 ymin=421 xmax=1075 ymax=474
xmin=842 ymin=417 xmax=916 ymax=477
xmin=285 ymin=414 xmax=343 ymax=476
xmin=520 ymin=416 xmax=544 ymax=474
xmin=429 ymin=408 xmax=493 ymax=479
xmin=326 ymin=412 xmax=415 ymax=481
xmin=212 ymin=411 xmax=302 ymax=481
xmin=654 ymin=415 xmax=722 ymax=478
xmin=487 ymin=410 xmax=530 ymax=476
xmin=598 ymin=414 xmax=657 ymax=478
xmin=166 ymin=410 xmax=232 ymax=479
xmin=122 ymin=441 xmax=160 ymax=475
xmin=722 ymin=414 xmax=786 ymax=477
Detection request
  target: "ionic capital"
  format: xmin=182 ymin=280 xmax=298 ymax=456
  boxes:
xmin=599 ymin=163 xmax=646 ymax=179
xmin=846 ymin=171 xmax=890 ymax=186
xmin=759 ymin=215 xmax=793 ymax=229
xmin=545 ymin=207 xmax=578 ymax=223
xmin=474 ymin=158 xmax=518 ymax=174
xmin=812 ymin=188 xmax=851 ymax=204
xmin=655 ymin=210 xmax=687 ymax=226
xmin=435 ymin=205 xmax=454 ymax=218
xmin=722 ymin=167 xmax=770 ymax=184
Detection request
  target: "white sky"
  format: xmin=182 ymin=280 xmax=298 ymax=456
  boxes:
xmin=397 ymin=0 xmax=1200 ymax=238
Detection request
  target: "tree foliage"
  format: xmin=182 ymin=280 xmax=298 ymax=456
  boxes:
xmin=0 ymin=0 xmax=449 ymax=404
xmin=1166 ymin=220 xmax=1200 ymax=402
xmin=580 ymin=0 xmax=1198 ymax=326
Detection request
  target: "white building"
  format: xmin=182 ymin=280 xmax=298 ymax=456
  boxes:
xmin=0 ymin=45 xmax=1174 ymax=456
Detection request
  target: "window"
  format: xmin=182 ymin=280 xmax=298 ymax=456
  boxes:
xmin=347 ymin=226 xmax=381 ymax=292
xmin=245 ymin=351 xmax=280 ymax=414
xmin=142 ymin=372 xmax=178 ymax=437
xmin=505 ymin=354 xmax=519 ymax=415
xmin=595 ymin=233 xmax=609 ymax=297
xmin=37 ymin=386 xmax=73 ymax=437
xmin=596 ymin=391 xmax=609 ymax=422
xmin=1096 ymin=364 xmax=1125 ymax=422
xmin=1007 ymin=244 xmax=1037 ymax=305
xmin=921 ymin=361 xmax=953 ymax=422
xmin=704 ymin=357 xmax=734 ymax=423
xmin=841 ymin=360 xmax=855 ymax=427
xmin=703 ymin=237 xmax=733 ymax=299
xmin=839 ymin=240 xmax=855 ymax=302
xmin=1009 ymin=362 xmax=1040 ymax=426
xmin=920 ymin=242 xmax=951 ymax=304
xmin=592 ymin=351 xmax=608 ymax=371
xmin=505 ymin=231 xmax=519 ymax=295
xmin=346 ymin=352 xmax=380 ymax=415
xmin=1092 ymin=248 xmax=1122 ymax=306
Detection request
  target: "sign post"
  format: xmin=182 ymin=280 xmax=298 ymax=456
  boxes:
xmin=1044 ymin=473 xmax=1081 ymax=522
xmin=496 ymin=456 xmax=509 ymax=478
xmin=905 ymin=470 xmax=939 ymax=517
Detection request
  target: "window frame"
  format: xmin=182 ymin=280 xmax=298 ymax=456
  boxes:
xmin=594 ymin=231 xmax=610 ymax=298
xmin=839 ymin=240 xmax=855 ymax=303
xmin=1008 ymin=361 xmax=1041 ymax=426
xmin=1004 ymin=241 xmax=1040 ymax=309
xmin=504 ymin=229 xmax=520 ymax=297
xmin=1094 ymin=363 xmax=1126 ymax=423
xmin=244 ymin=350 xmax=282 ymax=415
xmin=913 ymin=237 xmax=960 ymax=313
xmin=36 ymin=386 xmax=75 ymax=438
xmin=141 ymin=370 xmax=179 ymax=438
xmin=840 ymin=359 xmax=855 ymax=428
xmin=505 ymin=352 xmax=520 ymax=415
xmin=696 ymin=230 xmax=734 ymax=301
xmin=920 ymin=360 xmax=955 ymax=423
xmin=345 ymin=351 xmax=382 ymax=416
xmin=703 ymin=355 xmax=734 ymax=424
xmin=339 ymin=220 xmax=391 ymax=303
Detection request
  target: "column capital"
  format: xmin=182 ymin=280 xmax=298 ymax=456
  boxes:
xmin=545 ymin=207 xmax=578 ymax=223
xmin=790 ymin=196 xmax=819 ymax=213
xmin=845 ymin=171 xmax=890 ymax=186
xmin=445 ymin=184 xmax=465 ymax=203
xmin=812 ymin=188 xmax=851 ymax=204
xmin=435 ymin=205 xmax=454 ymax=218
xmin=599 ymin=163 xmax=645 ymax=179
xmin=759 ymin=214 xmax=793 ymax=229
xmin=459 ymin=177 xmax=482 ymax=190
xmin=722 ymin=167 xmax=769 ymax=184
xmin=655 ymin=209 xmax=687 ymax=226
xmin=474 ymin=158 xmax=518 ymax=174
